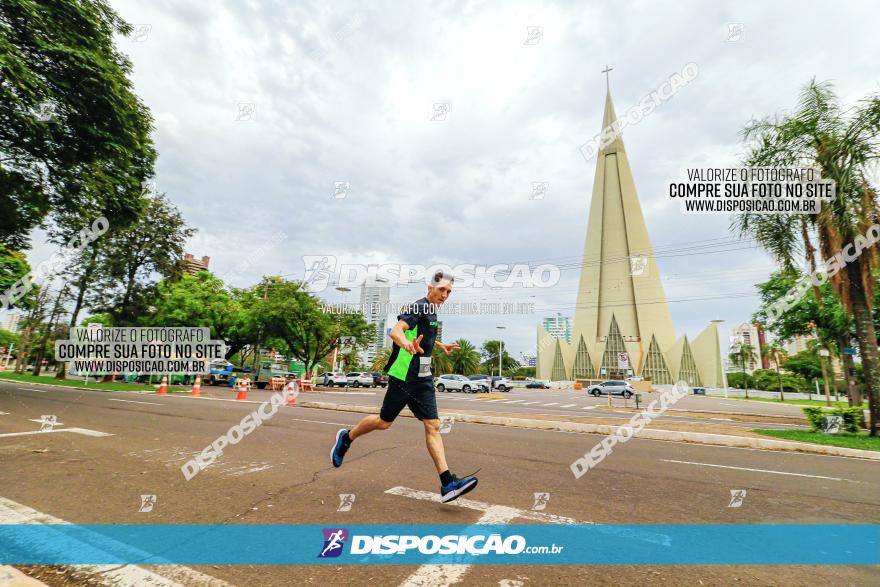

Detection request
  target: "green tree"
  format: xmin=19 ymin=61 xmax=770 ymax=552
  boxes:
xmin=0 ymin=0 xmax=156 ymax=249
xmin=0 ymin=244 xmax=34 ymax=311
xmin=431 ymin=349 xmax=453 ymax=376
xmin=761 ymin=341 xmax=788 ymax=401
xmin=480 ymin=340 xmax=519 ymax=375
xmin=728 ymin=343 xmax=757 ymax=397
xmin=148 ymin=272 xmax=250 ymax=359
xmin=783 ymin=349 xmax=823 ymax=383
xmin=449 ymin=339 xmax=481 ymax=375
xmin=94 ymin=193 xmax=195 ymax=325
xmin=370 ymin=347 xmax=392 ymax=371
xmin=733 ymin=79 xmax=880 ymax=433
xmin=253 ymin=278 xmax=373 ymax=375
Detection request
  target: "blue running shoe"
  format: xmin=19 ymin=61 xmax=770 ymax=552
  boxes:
xmin=440 ymin=473 xmax=478 ymax=503
xmin=331 ymin=428 xmax=350 ymax=468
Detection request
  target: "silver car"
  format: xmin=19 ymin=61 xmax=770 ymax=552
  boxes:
xmin=434 ymin=374 xmax=488 ymax=393
xmin=587 ymin=380 xmax=634 ymax=398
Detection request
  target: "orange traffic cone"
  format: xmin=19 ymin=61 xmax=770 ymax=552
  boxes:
xmin=191 ymin=374 xmax=202 ymax=397
xmin=286 ymin=381 xmax=298 ymax=406
xmin=157 ymin=374 xmax=168 ymax=395
xmin=235 ymin=378 xmax=248 ymax=400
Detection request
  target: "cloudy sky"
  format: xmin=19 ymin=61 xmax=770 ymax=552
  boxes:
xmin=12 ymin=0 xmax=880 ymax=362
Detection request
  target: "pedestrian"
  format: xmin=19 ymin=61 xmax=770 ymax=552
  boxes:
xmin=330 ymin=270 xmax=478 ymax=502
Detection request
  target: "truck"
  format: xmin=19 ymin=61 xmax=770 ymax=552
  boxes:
xmin=205 ymin=359 xmax=234 ymax=386
xmin=253 ymin=360 xmax=288 ymax=389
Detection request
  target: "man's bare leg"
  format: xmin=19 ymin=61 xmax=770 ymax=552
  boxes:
xmin=423 ymin=418 xmax=448 ymax=474
xmin=348 ymin=414 xmax=391 ymax=440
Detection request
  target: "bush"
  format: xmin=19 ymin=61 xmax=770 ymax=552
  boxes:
xmin=802 ymin=406 xmax=863 ymax=433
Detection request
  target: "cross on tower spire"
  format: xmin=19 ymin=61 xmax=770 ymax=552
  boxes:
xmin=601 ymin=64 xmax=613 ymax=92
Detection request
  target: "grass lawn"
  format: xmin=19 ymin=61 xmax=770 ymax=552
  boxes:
xmin=0 ymin=371 xmax=169 ymax=392
xmin=754 ymin=428 xmax=880 ymax=451
xmin=717 ymin=395 xmax=864 ymax=409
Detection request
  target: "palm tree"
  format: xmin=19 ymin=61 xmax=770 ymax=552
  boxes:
xmin=762 ymin=342 xmax=788 ymax=401
xmin=728 ymin=343 xmax=757 ymax=398
xmin=431 ymin=349 xmax=453 ymax=376
xmin=733 ymin=79 xmax=880 ymax=434
xmin=370 ymin=347 xmax=392 ymax=371
xmin=450 ymin=339 xmax=481 ymax=375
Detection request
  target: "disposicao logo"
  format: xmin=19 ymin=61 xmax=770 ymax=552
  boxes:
xmin=318 ymin=528 xmax=349 ymax=558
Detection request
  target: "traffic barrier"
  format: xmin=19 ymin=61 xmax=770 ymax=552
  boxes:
xmin=235 ymin=378 xmax=248 ymax=400
xmin=191 ymin=374 xmax=201 ymax=397
xmin=285 ymin=380 xmax=299 ymax=406
xmin=157 ymin=374 xmax=168 ymax=395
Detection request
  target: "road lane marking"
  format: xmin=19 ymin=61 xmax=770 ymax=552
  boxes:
xmin=290 ymin=417 xmax=354 ymax=427
xmin=0 ymin=427 xmax=111 ymax=438
xmin=18 ymin=387 xmax=46 ymax=392
xmin=542 ymin=403 xmax=559 ymax=406
xmin=505 ymin=400 xmax=525 ymax=403
xmin=0 ymin=495 xmax=229 ymax=586
xmin=107 ymin=398 xmax=163 ymax=406
xmin=388 ymin=486 xmax=669 ymax=586
xmin=660 ymin=459 xmax=856 ymax=482
xmin=28 ymin=418 xmax=65 ymax=426
xmin=582 ymin=406 xmax=598 ymax=410
xmin=560 ymin=404 xmax=576 ymax=408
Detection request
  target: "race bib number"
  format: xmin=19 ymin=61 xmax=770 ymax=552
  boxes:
xmin=418 ymin=356 xmax=432 ymax=377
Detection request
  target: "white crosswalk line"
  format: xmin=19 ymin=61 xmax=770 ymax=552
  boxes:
xmin=0 ymin=495 xmax=230 ymax=586
xmin=560 ymin=404 xmax=576 ymax=408
xmin=542 ymin=403 xmax=559 ymax=406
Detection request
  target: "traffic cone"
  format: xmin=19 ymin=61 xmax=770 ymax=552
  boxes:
xmin=235 ymin=378 xmax=248 ymax=400
xmin=286 ymin=381 xmax=298 ymax=406
xmin=157 ymin=374 xmax=168 ymax=395
xmin=191 ymin=374 xmax=201 ymax=397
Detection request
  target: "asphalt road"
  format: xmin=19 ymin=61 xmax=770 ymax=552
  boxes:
xmin=212 ymin=385 xmax=811 ymax=431
xmin=1 ymin=379 xmax=877 ymax=586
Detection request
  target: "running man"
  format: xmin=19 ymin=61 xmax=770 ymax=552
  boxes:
xmin=330 ymin=270 xmax=478 ymax=503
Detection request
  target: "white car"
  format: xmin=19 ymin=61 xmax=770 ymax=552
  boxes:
xmin=434 ymin=374 xmax=487 ymax=393
xmin=321 ymin=372 xmax=349 ymax=387
xmin=346 ymin=372 xmax=375 ymax=387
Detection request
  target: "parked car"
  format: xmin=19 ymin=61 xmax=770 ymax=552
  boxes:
xmin=525 ymin=380 xmax=550 ymax=389
xmin=468 ymin=374 xmax=492 ymax=390
xmin=490 ymin=376 xmax=514 ymax=392
xmin=587 ymin=380 xmax=634 ymax=398
xmin=435 ymin=374 xmax=487 ymax=393
xmin=370 ymin=371 xmax=388 ymax=387
xmin=321 ymin=372 xmax=349 ymax=387
xmin=346 ymin=372 xmax=375 ymax=387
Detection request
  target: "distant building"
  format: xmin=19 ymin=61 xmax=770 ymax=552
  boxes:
xmin=730 ymin=323 xmax=764 ymax=373
xmin=182 ymin=253 xmax=210 ymax=276
xmin=542 ymin=314 xmax=572 ymax=344
xmin=436 ymin=321 xmax=443 ymax=343
xmin=1 ymin=313 xmax=22 ymax=333
xmin=359 ymin=278 xmax=390 ymax=365
xmin=784 ymin=333 xmax=815 ymax=356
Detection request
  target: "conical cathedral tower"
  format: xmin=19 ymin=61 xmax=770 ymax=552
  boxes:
xmin=536 ymin=83 xmax=723 ymax=387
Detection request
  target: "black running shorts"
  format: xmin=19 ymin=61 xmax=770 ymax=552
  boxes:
xmin=379 ymin=376 xmax=439 ymax=422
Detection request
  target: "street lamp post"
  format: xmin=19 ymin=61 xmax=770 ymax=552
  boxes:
xmin=332 ymin=287 xmax=352 ymax=372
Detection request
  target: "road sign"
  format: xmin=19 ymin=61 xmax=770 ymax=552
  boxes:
xmin=617 ymin=352 xmax=629 ymax=370
xmin=843 ymin=347 xmax=857 ymax=355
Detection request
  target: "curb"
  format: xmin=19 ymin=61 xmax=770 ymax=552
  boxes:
xmin=296 ymin=400 xmax=880 ymax=461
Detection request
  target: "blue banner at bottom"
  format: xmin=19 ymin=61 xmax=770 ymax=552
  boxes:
xmin=0 ymin=524 xmax=876 ymax=565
